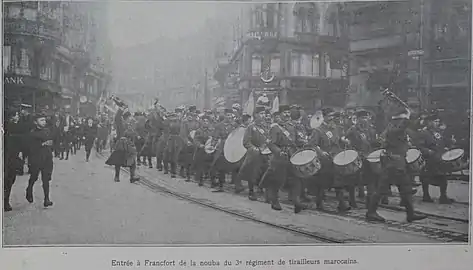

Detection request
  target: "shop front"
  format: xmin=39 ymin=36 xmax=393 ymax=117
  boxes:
xmin=4 ymin=73 xmax=61 ymax=112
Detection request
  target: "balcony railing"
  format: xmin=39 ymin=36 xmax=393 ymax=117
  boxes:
xmin=4 ymin=18 xmax=61 ymax=41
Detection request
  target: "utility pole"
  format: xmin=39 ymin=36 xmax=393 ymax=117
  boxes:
xmin=418 ymin=0 xmax=425 ymax=110
xmin=204 ymin=68 xmax=210 ymax=109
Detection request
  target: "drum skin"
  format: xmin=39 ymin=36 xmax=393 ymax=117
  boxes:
xmin=333 ymin=150 xmax=362 ymax=176
xmin=290 ymin=149 xmax=321 ymax=178
xmin=405 ymin=148 xmax=425 ymax=174
xmin=224 ymin=127 xmax=247 ymax=164
xmin=441 ymin=148 xmax=468 ymax=173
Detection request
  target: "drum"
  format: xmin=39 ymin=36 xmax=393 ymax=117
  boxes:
xmin=441 ymin=148 xmax=467 ymax=172
xmin=333 ymin=150 xmax=363 ymax=175
xmin=290 ymin=149 xmax=322 ymax=178
xmin=223 ymin=127 xmax=247 ymax=163
xmin=366 ymin=149 xmax=385 ymax=174
xmin=204 ymin=137 xmax=220 ymax=154
xmin=405 ymin=148 xmax=425 ymax=173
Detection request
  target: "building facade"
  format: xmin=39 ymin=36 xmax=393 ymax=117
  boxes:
xmin=3 ymin=2 xmax=111 ymax=116
xmin=214 ymin=2 xmax=350 ymax=112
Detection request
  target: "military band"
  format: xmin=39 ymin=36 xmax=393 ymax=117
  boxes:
xmin=5 ymin=92 xmax=469 ymax=225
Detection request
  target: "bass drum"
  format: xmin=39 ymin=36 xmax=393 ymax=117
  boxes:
xmin=224 ymin=127 xmax=247 ymax=164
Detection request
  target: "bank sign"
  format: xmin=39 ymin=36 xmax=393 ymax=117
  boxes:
xmin=4 ymin=76 xmax=25 ymax=85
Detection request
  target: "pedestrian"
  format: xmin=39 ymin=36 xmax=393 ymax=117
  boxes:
xmin=83 ymin=117 xmax=98 ymax=162
xmin=25 ymin=113 xmax=54 ymax=208
xmin=4 ymin=108 xmax=23 ymax=211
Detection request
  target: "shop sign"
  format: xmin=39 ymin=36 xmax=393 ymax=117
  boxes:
xmin=4 ymin=76 xmax=25 ymax=85
xmin=247 ymin=31 xmax=278 ymax=40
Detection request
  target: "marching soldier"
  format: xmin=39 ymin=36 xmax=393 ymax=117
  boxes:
xmin=259 ymin=105 xmax=303 ymax=212
xmin=417 ymin=112 xmax=456 ymax=204
xmin=345 ymin=109 xmax=377 ymax=205
xmin=192 ymin=115 xmax=214 ymax=186
xmin=162 ymin=109 xmax=183 ymax=178
xmin=179 ymin=106 xmax=200 ymax=181
xmin=210 ymin=109 xmax=238 ymax=192
xmin=290 ymin=105 xmax=311 ymax=203
xmin=106 ymin=107 xmax=140 ymax=183
xmin=365 ymin=108 xmax=426 ymax=222
xmin=306 ymin=109 xmax=350 ymax=211
xmin=235 ymin=106 xmax=270 ymax=200
xmin=26 ymin=113 xmax=55 ymax=208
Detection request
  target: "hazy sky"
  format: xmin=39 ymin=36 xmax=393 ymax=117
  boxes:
xmin=107 ymin=2 xmax=224 ymax=48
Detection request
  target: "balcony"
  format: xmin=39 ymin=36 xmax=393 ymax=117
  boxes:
xmin=4 ymin=18 xmax=61 ymax=42
xmin=349 ymin=22 xmax=403 ymax=41
xmin=294 ymin=31 xmax=345 ymax=50
xmin=244 ymin=27 xmax=280 ymax=42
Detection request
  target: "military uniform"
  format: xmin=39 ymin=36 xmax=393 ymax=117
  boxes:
xmin=179 ymin=116 xmax=200 ymax=180
xmin=236 ymin=118 xmax=270 ymax=199
xmin=417 ymin=117 xmax=455 ymax=204
xmin=210 ymin=116 xmax=238 ymax=191
xmin=260 ymin=106 xmax=297 ymax=211
xmin=345 ymin=112 xmax=377 ymax=204
xmin=163 ymin=114 xmax=183 ymax=177
xmin=4 ymin=112 xmax=23 ymax=211
xmin=192 ymin=121 xmax=214 ymax=186
xmin=366 ymin=112 xmax=426 ymax=223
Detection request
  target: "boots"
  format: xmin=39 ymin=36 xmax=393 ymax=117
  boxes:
xmin=170 ymin=163 xmax=177 ymax=178
xmin=248 ymin=187 xmax=257 ymax=201
xmin=130 ymin=165 xmax=140 ymax=183
xmin=114 ymin=166 xmax=121 ymax=182
xmin=403 ymin=195 xmax=427 ymax=222
xmin=269 ymin=188 xmax=282 ymax=211
xmin=42 ymin=182 xmax=53 ymax=207
xmin=4 ymin=188 xmax=12 ymax=212
xmin=336 ymin=189 xmax=351 ymax=212
xmin=365 ymin=194 xmax=386 ymax=222
xmin=422 ymin=183 xmax=434 ymax=202
xmin=148 ymin=157 xmax=153 ymax=169
xmin=348 ymin=187 xmax=358 ymax=209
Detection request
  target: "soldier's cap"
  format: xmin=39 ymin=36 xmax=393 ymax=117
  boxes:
xmin=188 ymin=105 xmax=197 ymax=112
xmin=201 ymin=115 xmax=211 ymax=121
xmin=195 ymin=109 xmax=201 ymax=114
xmin=290 ymin=104 xmax=302 ymax=110
xmin=327 ymin=111 xmax=341 ymax=118
xmin=291 ymin=109 xmax=301 ymax=120
xmin=175 ymin=108 xmax=183 ymax=113
xmin=254 ymin=106 xmax=266 ymax=114
xmin=322 ymin=108 xmax=334 ymax=117
xmin=272 ymin=111 xmax=281 ymax=116
xmin=224 ymin=108 xmax=233 ymax=114
xmin=232 ymin=103 xmax=241 ymax=109
xmin=32 ymin=112 xmax=47 ymax=120
xmin=168 ymin=112 xmax=177 ymax=117
xmin=425 ymin=112 xmax=441 ymax=121
xmin=20 ymin=103 xmax=32 ymax=108
xmin=279 ymin=105 xmax=291 ymax=112
xmin=354 ymin=109 xmax=370 ymax=118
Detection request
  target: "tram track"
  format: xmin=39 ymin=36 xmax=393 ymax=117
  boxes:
xmin=97 ymin=153 xmax=468 ymax=243
xmin=97 ymin=153 xmax=350 ymax=244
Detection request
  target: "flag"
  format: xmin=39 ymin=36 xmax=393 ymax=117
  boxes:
xmin=271 ymin=95 xmax=279 ymax=114
xmin=243 ymin=89 xmax=255 ymax=116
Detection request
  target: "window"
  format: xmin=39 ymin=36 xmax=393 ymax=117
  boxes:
xmin=265 ymin=3 xmax=275 ymax=28
xmin=270 ymin=57 xmax=280 ymax=75
xmin=291 ymin=52 xmax=319 ymax=77
xmin=18 ymin=48 xmax=31 ymax=75
xmin=8 ymin=6 xmax=21 ymax=18
xmin=3 ymin=46 xmax=11 ymax=72
xmin=40 ymin=62 xmax=53 ymax=81
xmin=252 ymin=55 xmax=262 ymax=76
xmin=23 ymin=8 xmax=37 ymax=21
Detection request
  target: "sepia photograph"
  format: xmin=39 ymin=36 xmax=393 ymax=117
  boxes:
xmin=2 ymin=0 xmax=471 ymax=254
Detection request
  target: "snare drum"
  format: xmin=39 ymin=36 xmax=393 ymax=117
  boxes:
xmin=441 ymin=148 xmax=467 ymax=172
xmin=290 ymin=149 xmax=322 ymax=178
xmin=366 ymin=149 xmax=386 ymax=175
xmin=333 ymin=150 xmax=363 ymax=175
xmin=405 ymin=148 xmax=425 ymax=173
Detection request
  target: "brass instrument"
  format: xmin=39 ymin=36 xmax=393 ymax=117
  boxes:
xmin=110 ymin=95 xmax=128 ymax=109
xmin=381 ymin=88 xmax=410 ymax=110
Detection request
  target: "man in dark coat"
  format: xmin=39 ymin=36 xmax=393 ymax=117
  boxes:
xmin=4 ymin=109 xmax=23 ymax=211
xmin=83 ymin=117 xmax=98 ymax=162
xmin=163 ymin=110 xmax=183 ymax=178
xmin=192 ymin=115 xmax=214 ymax=186
xmin=26 ymin=113 xmax=55 ymax=207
